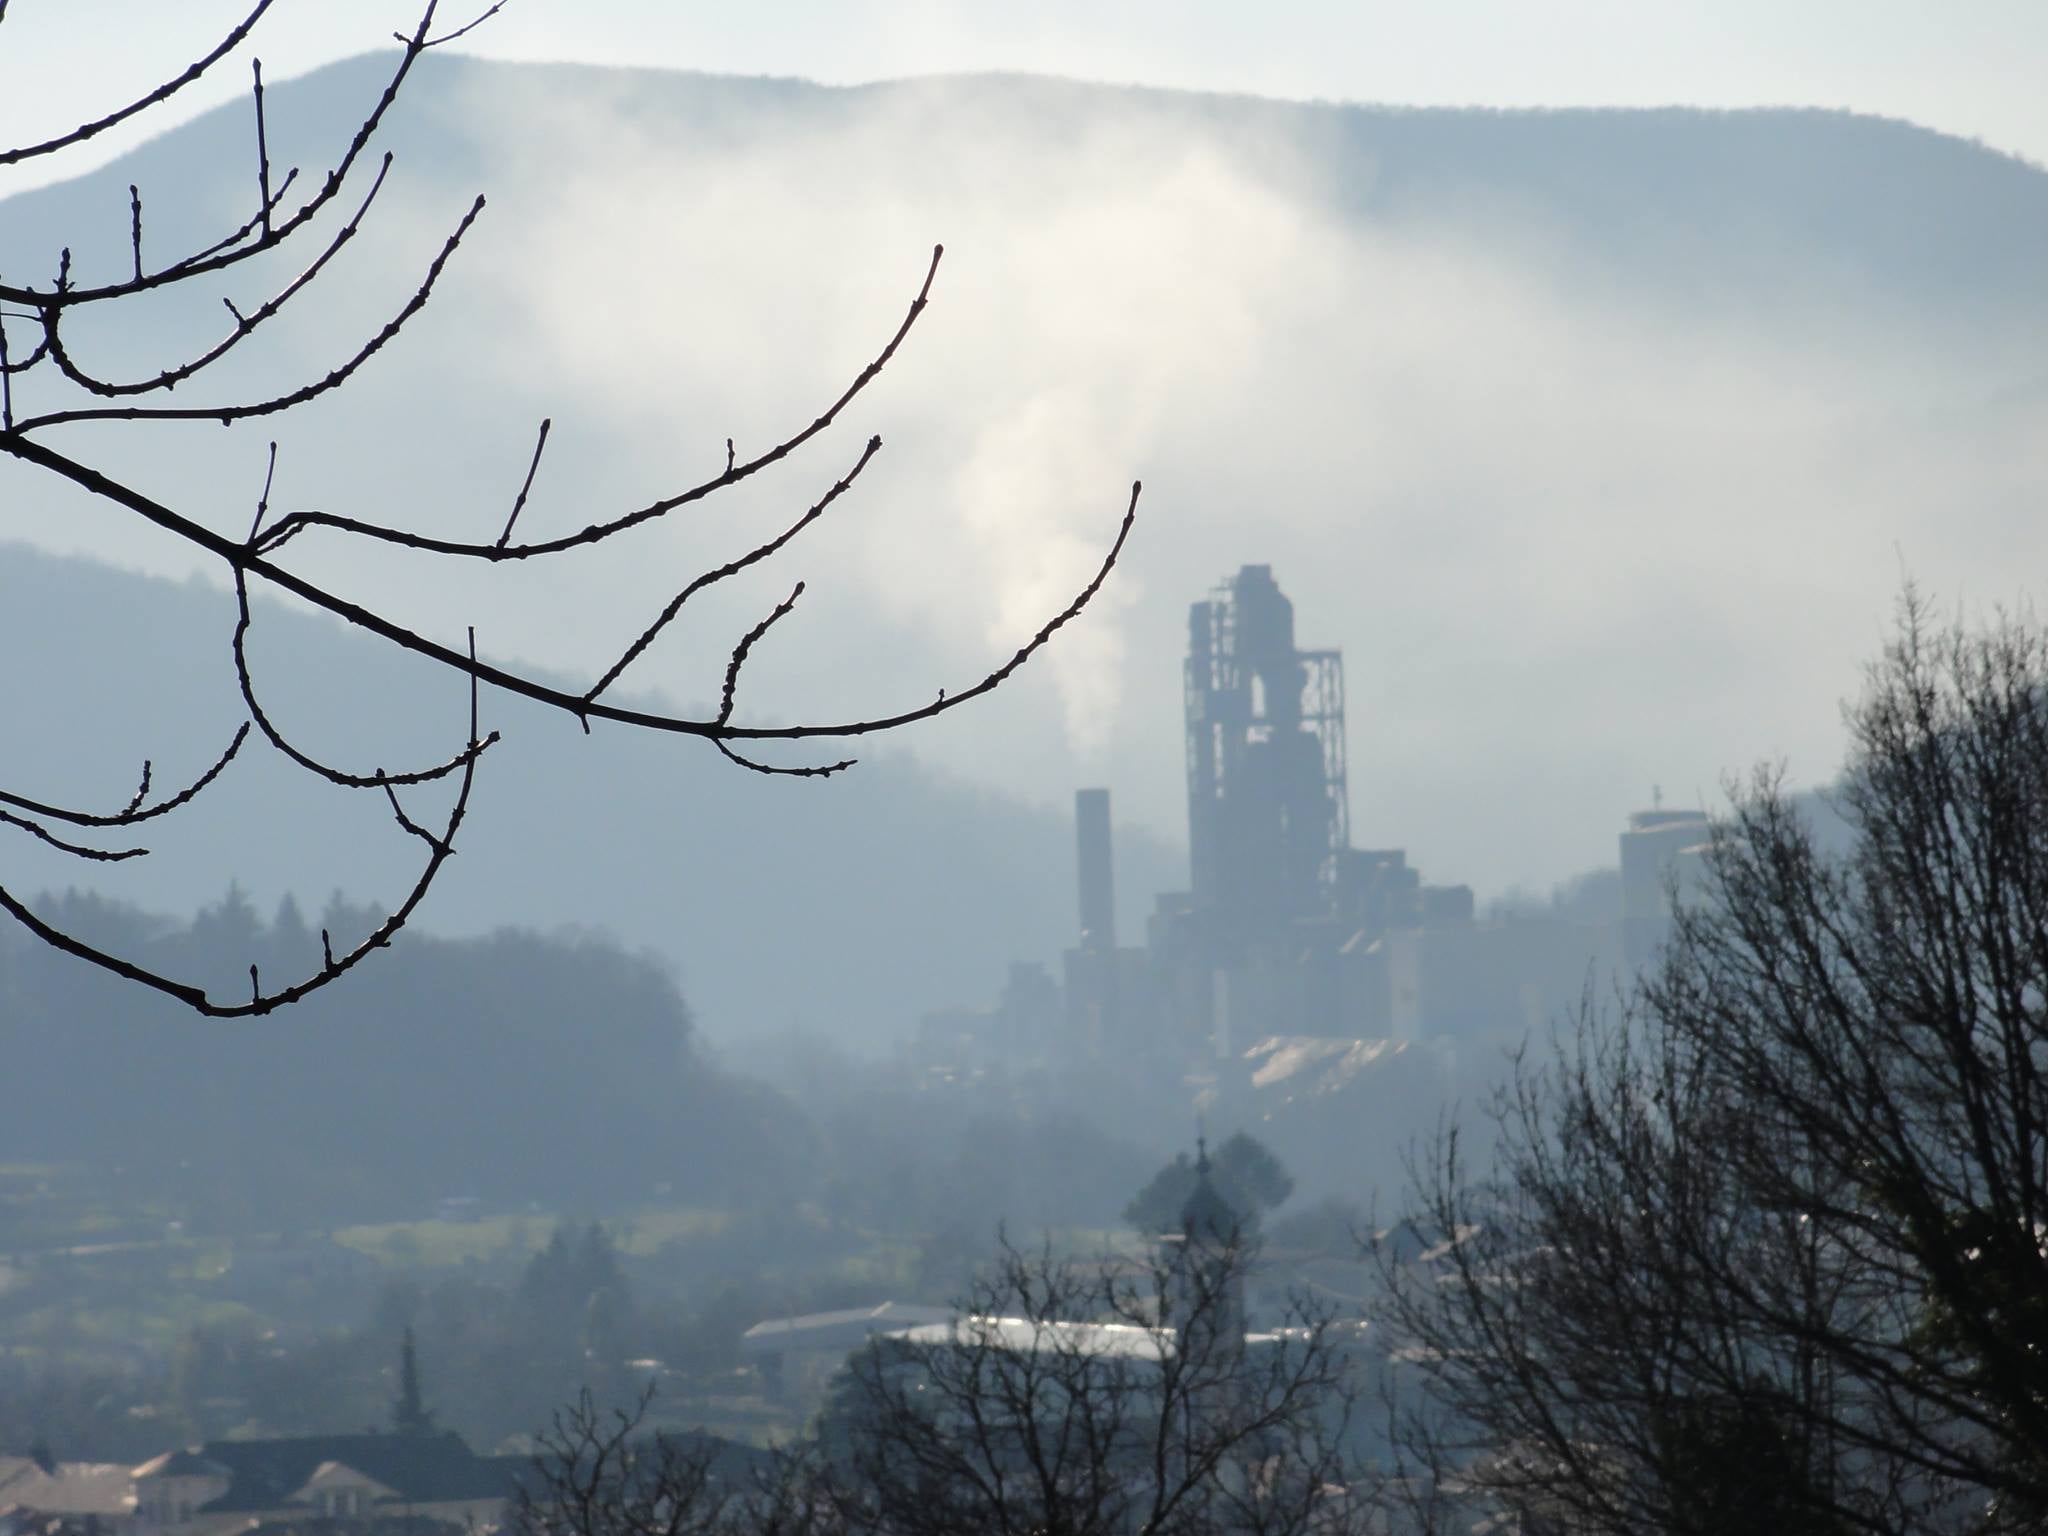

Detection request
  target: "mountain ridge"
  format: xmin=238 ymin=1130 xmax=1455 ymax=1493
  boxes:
xmin=0 ymin=540 xmax=1181 ymax=1051
xmin=4 ymin=50 xmax=2045 ymax=987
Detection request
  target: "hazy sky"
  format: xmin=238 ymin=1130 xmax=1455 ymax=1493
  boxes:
xmin=2 ymin=1 xmax=2044 ymax=180
xmin=5 ymin=2 xmax=2046 ymax=906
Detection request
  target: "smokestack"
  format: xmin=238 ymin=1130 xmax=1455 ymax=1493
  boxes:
xmin=1075 ymin=788 xmax=1116 ymax=951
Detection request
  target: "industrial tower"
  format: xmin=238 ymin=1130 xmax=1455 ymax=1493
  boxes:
xmin=1184 ymin=565 xmax=1350 ymax=924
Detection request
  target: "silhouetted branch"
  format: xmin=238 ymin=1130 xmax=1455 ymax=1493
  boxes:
xmin=252 ymin=59 xmax=273 ymax=239
xmin=231 ymin=568 xmax=499 ymax=790
xmin=719 ymin=583 xmax=805 ymax=725
xmin=496 ymin=418 xmax=552 ymax=548
xmin=248 ymin=441 xmax=279 ymax=543
xmin=0 ymin=2 xmax=436 ymax=305
xmin=416 ymin=1 xmax=507 ymax=50
xmin=39 ymin=156 xmax=395 ymax=399
xmin=0 ymin=315 xmax=44 ymax=379
xmin=253 ymin=244 xmax=949 ymax=562
xmin=18 ymin=188 xmax=485 ymax=429
xmin=128 ymin=184 xmax=143 ymax=282
xmin=584 ymin=435 xmax=883 ymax=706
xmin=709 ymin=738 xmax=856 ymax=780
xmin=0 ymin=1 xmax=277 ymax=168
xmin=737 ymin=478 xmax=1137 ymax=744
xmin=12 ymin=433 xmax=1139 ymax=748
xmin=187 ymin=164 xmax=301 ymax=271
xmin=0 ymin=9 xmax=1135 ymax=1017
xmin=120 ymin=763 xmax=153 ymax=819
xmin=0 ymin=725 xmax=250 ymax=828
xmin=0 ymin=807 xmax=146 ymax=863
xmin=0 ymin=635 xmax=486 ymax=1018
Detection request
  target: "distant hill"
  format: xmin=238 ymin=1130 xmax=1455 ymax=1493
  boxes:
xmin=0 ymin=544 xmax=1181 ymax=1050
xmin=14 ymin=58 xmax=2038 ymax=334
xmin=4 ymin=55 xmax=2046 ymax=1010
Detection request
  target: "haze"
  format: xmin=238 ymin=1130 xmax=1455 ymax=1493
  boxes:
xmin=5 ymin=34 xmax=2047 ymax=902
xmin=6 ymin=4 xmax=2047 ymax=1507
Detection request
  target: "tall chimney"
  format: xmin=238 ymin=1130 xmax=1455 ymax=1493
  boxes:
xmin=1075 ymin=788 xmax=1116 ymax=951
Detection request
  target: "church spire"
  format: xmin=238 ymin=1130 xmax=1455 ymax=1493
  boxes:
xmin=393 ymin=1326 xmax=435 ymax=1437
xmin=1180 ymin=1132 xmax=1238 ymax=1245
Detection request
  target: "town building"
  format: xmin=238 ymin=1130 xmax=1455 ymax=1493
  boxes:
xmin=1 ymin=1437 xmax=513 ymax=1536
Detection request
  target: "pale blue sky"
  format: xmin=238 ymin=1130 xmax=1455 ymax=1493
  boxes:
xmin=3 ymin=0 xmax=2043 ymax=183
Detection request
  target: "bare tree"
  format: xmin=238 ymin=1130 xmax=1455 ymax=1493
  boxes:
xmin=519 ymin=1217 xmax=1372 ymax=1534
xmin=1377 ymin=1028 xmax=1893 ymax=1535
xmin=0 ymin=2 xmax=1137 ymax=1016
xmin=819 ymin=1231 xmax=1372 ymax=1536
xmin=1376 ymin=595 xmax=2048 ymax=1535
xmin=517 ymin=1386 xmax=829 ymax=1536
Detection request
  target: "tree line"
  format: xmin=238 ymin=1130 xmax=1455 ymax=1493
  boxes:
xmin=0 ymin=893 xmax=801 ymax=1225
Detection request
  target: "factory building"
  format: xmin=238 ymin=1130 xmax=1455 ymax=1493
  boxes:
xmin=959 ymin=565 xmax=1701 ymax=1083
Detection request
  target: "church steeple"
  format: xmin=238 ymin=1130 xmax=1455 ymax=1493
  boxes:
xmin=1179 ymin=1134 xmax=1240 ymax=1246
xmin=1162 ymin=1133 xmax=1248 ymax=1426
xmin=393 ymin=1326 xmax=435 ymax=1437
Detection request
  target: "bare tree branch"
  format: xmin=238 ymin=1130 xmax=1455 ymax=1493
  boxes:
xmin=38 ymin=156 xmax=395 ymax=399
xmin=252 ymin=244 xmax=950 ymax=562
xmin=16 ymin=187 xmax=485 ymax=429
xmin=0 ymin=1 xmax=279 ymax=168
xmin=0 ymin=8 xmax=1135 ymax=1019
xmin=0 ymin=726 xmax=251 ymax=829
xmin=0 ymin=634 xmax=487 ymax=1017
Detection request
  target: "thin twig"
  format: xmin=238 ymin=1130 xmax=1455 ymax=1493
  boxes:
xmin=583 ymin=434 xmax=881 ymax=704
xmin=0 ymin=725 xmax=250 ymax=828
xmin=712 ymin=737 xmax=856 ymax=779
xmin=0 ymin=2 xmax=437 ymax=305
xmin=719 ymin=582 xmax=805 ymax=726
xmin=129 ymin=186 xmax=143 ymax=282
xmin=0 ymin=634 xmax=486 ymax=1017
xmin=5 ymin=435 xmax=1141 ymax=746
xmin=384 ymin=782 xmax=445 ymax=851
xmin=496 ymin=418 xmax=551 ymax=548
xmin=416 ymin=0 xmax=505 ymax=49
xmin=251 ymin=245 xmax=946 ymax=561
xmin=230 ymin=567 xmax=498 ymax=789
xmin=120 ymin=762 xmax=153 ymax=819
xmin=40 ymin=157 xmax=394 ymax=400
xmin=182 ymin=165 xmax=300 ymax=271
xmin=17 ymin=192 xmax=486 ymax=430
xmin=0 ymin=1 xmax=279 ymax=168
xmin=0 ymin=807 xmax=147 ymax=862
xmin=247 ymin=441 xmax=278 ymax=543
xmin=252 ymin=59 xmax=272 ymax=239
xmin=0 ymin=326 xmax=50 ymax=378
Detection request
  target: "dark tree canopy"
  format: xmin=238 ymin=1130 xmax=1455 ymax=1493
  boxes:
xmin=1125 ymin=1132 xmax=1296 ymax=1235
